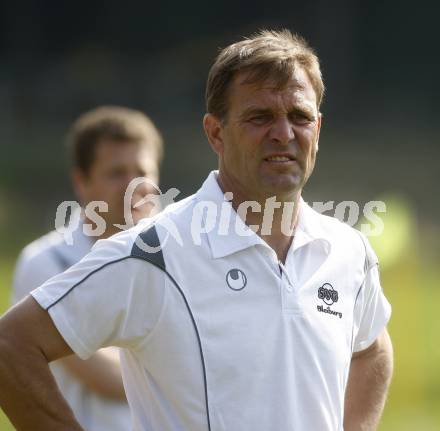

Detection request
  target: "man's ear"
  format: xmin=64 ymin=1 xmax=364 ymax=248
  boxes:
xmin=203 ymin=113 xmax=225 ymax=156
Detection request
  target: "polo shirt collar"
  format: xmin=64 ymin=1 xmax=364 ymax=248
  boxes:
xmin=196 ymin=171 xmax=331 ymax=259
xmin=293 ymin=198 xmax=331 ymax=255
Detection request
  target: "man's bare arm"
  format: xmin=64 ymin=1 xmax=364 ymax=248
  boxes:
xmin=0 ymin=296 xmax=84 ymax=430
xmin=344 ymin=328 xmax=393 ymax=431
xmin=61 ymin=348 xmax=126 ymax=401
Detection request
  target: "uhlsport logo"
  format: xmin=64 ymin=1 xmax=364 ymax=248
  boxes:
xmin=317 ymin=283 xmax=342 ymax=319
xmin=226 ymin=269 xmax=247 ymax=291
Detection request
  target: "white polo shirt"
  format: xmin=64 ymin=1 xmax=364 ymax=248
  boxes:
xmin=13 ymin=219 xmax=131 ymax=431
xmin=32 ymin=171 xmax=391 ymax=431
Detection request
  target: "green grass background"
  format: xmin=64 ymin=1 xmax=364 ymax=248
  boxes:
xmin=1 ymin=203 xmax=439 ymax=429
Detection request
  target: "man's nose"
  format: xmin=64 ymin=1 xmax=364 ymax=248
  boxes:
xmin=268 ymin=116 xmax=295 ymax=145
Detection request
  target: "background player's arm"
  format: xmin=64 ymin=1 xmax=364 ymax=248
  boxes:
xmin=344 ymin=328 xmax=393 ymax=431
xmin=13 ymin=251 xmax=126 ymax=401
xmin=0 ymin=296 xmax=85 ymax=430
xmin=61 ymin=348 xmax=126 ymax=400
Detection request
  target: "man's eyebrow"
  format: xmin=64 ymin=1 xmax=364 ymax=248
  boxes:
xmin=238 ymin=107 xmax=273 ymax=120
xmin=288 ymin=106 xmax=316 ymax=118
xmin=239 ymin=105 xmax=316 ymax=120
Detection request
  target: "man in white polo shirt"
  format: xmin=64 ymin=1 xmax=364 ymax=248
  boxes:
xmin=10 ymin=106 xmax=163 ymax=431
xmin=0 ymin=30 xmax=392 ymax=431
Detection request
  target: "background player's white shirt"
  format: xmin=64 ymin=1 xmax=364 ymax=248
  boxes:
xmin=31 ymin=172 xmax=391 ymax=431
xmin=12 ymin=218 xmax=131 ymax=431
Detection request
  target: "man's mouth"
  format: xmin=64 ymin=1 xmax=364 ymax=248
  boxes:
xmin=264 ymin=155 xmax=296 ymax=163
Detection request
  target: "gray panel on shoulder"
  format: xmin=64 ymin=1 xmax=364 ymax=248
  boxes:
xmin=130 ymin=225 xmax=166 ymax=271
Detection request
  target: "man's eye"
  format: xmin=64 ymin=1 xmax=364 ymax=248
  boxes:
xmin=290 ymin=114 xmax=313 ymax=124
xmin=249 ymin=115 xmax=271 ymax=124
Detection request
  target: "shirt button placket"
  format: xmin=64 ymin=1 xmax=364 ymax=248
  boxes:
xmin=279 ymin=262 xmax=301 ymax=314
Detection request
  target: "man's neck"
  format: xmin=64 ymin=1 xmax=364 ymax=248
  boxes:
xmin=248 ymin=194 xmax=301 ymax=264
xmin=216 ymin=173 xmax=301 ymax=263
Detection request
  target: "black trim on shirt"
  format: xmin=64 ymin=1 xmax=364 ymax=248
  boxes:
xmin=45 ymin=256 xmax=130 ymax=311
xmin=350 ymin=230 xmax=379 ymax=354
xmin=130 ymin=225 xmax=166 ymax=271
xmin=129 ymin=225 xmax=211 ymax=431
xmin=44 ymin=225 xmax=212 ymax=431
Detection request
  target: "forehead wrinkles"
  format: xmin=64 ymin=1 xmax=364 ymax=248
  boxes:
xmin=238 ymin=66 xmax=317 ymax=109
xmin=240 ymin=81 xmax=316 ymax=116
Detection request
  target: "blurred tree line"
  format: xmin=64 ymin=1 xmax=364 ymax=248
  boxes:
xmin=0 ymin=0 xmax=438 ymax=248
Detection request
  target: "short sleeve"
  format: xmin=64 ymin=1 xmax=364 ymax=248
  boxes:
xmin=31 ymin=233 xmax=166 ymax=360
xmin=352 ymin=234 xmax=391 ymax=353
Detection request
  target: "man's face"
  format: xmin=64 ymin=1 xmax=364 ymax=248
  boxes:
xmin=207 ymin=66 xmax=321 ymax=202
xmin=74 ymin=140 xmax=159 ymax=232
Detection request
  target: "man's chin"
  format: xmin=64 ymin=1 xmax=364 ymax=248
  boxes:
xmin=260 ymin=176 xmax=303 ymax=198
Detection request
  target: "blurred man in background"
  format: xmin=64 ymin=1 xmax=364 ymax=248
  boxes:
xmin=11 ymin=106 xmax=163 ymax=431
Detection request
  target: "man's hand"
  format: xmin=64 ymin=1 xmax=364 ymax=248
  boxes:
xmin=344 ymin=328 xmax=393 ymax=431
xmin=0 ymin=296 xmax=84 ymax=430
xmin=61 ymin=347 xmax=126 ymax=401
